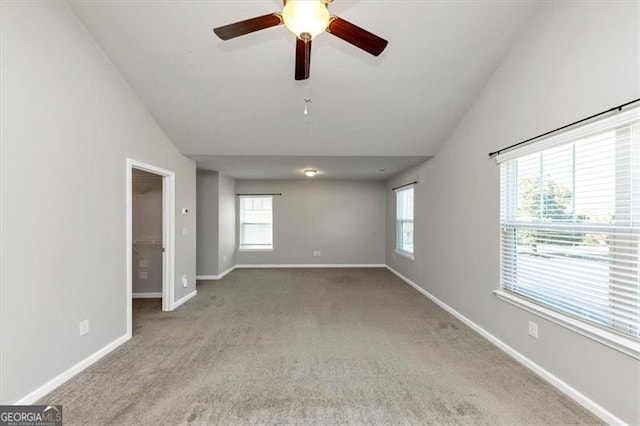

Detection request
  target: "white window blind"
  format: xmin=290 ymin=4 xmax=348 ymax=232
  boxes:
xmin=239 ymin=196 xmax=273 ymax=250
xmin=499 ymin=108 xmax=639 ymax=343
xmin=396 ymin=185 xmax=414 ymax=254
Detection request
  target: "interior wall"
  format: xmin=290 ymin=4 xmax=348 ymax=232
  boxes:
xmin=132 ymin=171 xmax=163 ymax=294
xmin=196 ymin=171 xmax=219 ymax=276
xmin=0 ymin=1 xmax=196 ymax=404
xmin=235 ymin=180 xmax=385 ymax=265
xmin=196 ymin=170 xmax=236 ymax=277
xmin=218 ymin=173 xmax=236 ymax=273
xmin=385 ymin=2 xmax=639 ymax=423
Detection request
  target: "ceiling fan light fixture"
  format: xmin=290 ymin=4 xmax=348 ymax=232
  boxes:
xmin=304 ymin=169 xmax=318 ymax=177
xmin=282 ymin=0 xmax=330 ymax=40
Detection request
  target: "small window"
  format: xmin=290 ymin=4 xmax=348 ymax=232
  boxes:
xmin=498 ymin=108 xmax=639 ymax=349
xmin=239 ymin=196 xmax=273 ymax=250
xmin=396 ymin=185 xmax=414 ymax=256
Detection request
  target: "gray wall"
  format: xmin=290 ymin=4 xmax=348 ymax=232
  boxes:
xmin=0 ymin=1 xmax=196 ymax=404
xmin=236 ymin=180 xmax=385 ymax=265
xmin=196 ymin=171 xmax=219 ymax=276
xmin=218 ymin=173 xmax=236 ymax=273
xmin=385 ymin=2 xmax=639 ymax=423
xmin=196 ymin=171 xmax=236 ymax=276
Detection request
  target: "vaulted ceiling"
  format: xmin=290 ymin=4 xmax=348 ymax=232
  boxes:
xmin=69 ymin=1 xmax=540 ymax=177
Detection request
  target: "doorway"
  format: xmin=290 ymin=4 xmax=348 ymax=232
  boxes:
xmin=126 ymin=159 xmax=175 ymax=337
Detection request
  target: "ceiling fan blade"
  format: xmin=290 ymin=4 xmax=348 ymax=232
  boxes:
xmin=213 ymin=13 xmax=282 ymax=40
xmin=295 ymin=38 xmax=312 ymax=80
xmin=327 ymin=17 xmax=388 ymax=57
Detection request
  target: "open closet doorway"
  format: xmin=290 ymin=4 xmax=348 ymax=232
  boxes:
xmin=126 ymin=159 xmax=175 ymax=337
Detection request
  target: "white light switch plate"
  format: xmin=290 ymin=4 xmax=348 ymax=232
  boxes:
xmin=79 ymin=319 xmax=89 ymax=336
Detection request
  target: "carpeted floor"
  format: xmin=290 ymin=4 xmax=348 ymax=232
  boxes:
xmin=40 ymin=268 xmax=599 ymax=424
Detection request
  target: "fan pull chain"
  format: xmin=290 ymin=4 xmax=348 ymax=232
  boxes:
xmin=303 ymin=39 xmax=311 ymax=115
xmin=304 ymin=97 xmax=311 ymax=115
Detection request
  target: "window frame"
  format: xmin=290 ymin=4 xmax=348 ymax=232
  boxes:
xmin=238 ymin=195 xmax=274 ymax=252
xmin=395 ymin=185 xmax=415 ymax=260
xmin=495 ymin=107 xmax=640 ymax=360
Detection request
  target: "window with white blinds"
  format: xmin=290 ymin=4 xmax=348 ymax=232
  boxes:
xmin=498 ymin=108 xmax=639 ymax=348
xmin=239 ymin=196 xmax=273 ymax=250
xmin=396 ymin=185 xmax=414 ymax=255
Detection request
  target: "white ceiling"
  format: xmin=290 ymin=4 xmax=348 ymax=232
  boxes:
xmin=191 ymin=155 xmax=430 ymax=180
xmin=69 ymin=0 xmax=539 ymax=177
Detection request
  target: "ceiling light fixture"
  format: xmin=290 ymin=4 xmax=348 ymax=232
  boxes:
xmin=282 ymin=0 xmax=331 ymax=41
xmin=304 ymin=169 xmax=318 ymax=177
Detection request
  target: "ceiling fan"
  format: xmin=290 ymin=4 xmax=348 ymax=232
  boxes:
xmin=213 ymin=0 xmax=388 ymax=81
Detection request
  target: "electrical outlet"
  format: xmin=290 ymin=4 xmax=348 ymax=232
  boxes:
xmin=79 ymin=319 xmax=89 ymax=336
xmin=139 ymin=271 xmax=148 ymax=280
xmin=182 ymin=227 xmax=188 ymax=236
xmin=528 ymin=321 xmax=538 ymax=338
xmin=313 ymin=251 xmax=321 ymax=257
xmin=181 ymin=275 xmax=188 ymax=288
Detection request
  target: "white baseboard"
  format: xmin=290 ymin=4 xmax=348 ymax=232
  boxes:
xmin=196 ymin=265 xmax=236 ymax=281
xmin=235 ymin=264 xmax=387 ymax=268
xmin=385 ymin=266 xmax=623 ymax=425
xmin=132 ymin=292 xmax=162 ymax=299
xmin=196 ymin=275 xmax=217 ymax=280
xmin=13 ymin=333 xmax=130 ymax=405
xmin=217 ymin=265 xmax=236 ymax=279
xmin=172 ymin=289 xmax=197 ymax=309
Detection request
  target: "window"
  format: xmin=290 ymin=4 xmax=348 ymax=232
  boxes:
xmin=498 ymin=108 xmax=639 ymax=355
xmin=239 ymin=196 xmax=273 ymax=250
xmin=396 ymin=185 xmax=414 ymax=257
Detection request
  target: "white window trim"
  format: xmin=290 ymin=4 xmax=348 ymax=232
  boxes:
xmin=495 ymin=106 xmax=640 ymax=359
xmin=238 ymin=195 xmax=273 ymax=251
xmin=494 ymin=289 xmax=639 ymax=360
xmin=394 ymin=249 xmax=415 ymax=261
xmin=495 ymin=106 xmax=639 ymax=163
xmin=238 ymin=247 xmax=274 ymax=252
xmin=395 ymin=185 xmax=415 ymax=256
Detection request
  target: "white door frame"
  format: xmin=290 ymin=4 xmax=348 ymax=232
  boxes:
xmin=126 ymin=158 xmax=176 ymax=336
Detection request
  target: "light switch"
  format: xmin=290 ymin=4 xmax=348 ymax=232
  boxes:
xmin=182 ymin=227 xmax=188 ymax=236
xmin=79 ymin=319 xmax=89 ymax=336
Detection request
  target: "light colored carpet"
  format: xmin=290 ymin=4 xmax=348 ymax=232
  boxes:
xmin=40 ymin=268 xmax=599 ymax=424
